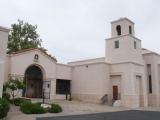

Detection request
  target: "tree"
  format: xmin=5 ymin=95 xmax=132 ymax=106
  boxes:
xmin=6 ymin=77 xmax=25 ymax=100
xmin=7 ymin=20 xmax=42 ymax=53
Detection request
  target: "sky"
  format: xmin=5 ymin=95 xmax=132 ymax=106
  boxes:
xmin=0 ymin=0 xmax=160 ymax=63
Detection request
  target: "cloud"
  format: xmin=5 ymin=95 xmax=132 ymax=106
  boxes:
xmin=0 ymin=0 xmax=160 ymax=63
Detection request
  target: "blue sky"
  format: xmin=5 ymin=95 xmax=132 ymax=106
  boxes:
xmin=0 ymin=0 xmax=160 ymax=63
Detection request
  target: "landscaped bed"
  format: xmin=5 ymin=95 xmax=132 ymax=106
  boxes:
xmin=2 ymin=77 xmax=63 ymax=116
xmin=17 ymin=98 xmax=62 ymax=114
xmin=0 ymin=98 xmax=10 ymax=119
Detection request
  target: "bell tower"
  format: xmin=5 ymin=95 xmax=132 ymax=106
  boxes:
xmin=0 ymin=26 xmax=9 ymax=97
xmin=105 ymin=18 xmax=143 ymax=64
xmin=111 ymin=17 xmax=135 ymax=37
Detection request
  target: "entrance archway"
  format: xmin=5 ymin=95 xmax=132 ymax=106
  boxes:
xmin=24 ymin=65 xmax=43 ymax=98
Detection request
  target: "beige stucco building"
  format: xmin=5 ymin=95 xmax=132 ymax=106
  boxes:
xmin=0 ymin=26 xmax=9 ymax=97
xmin=0 ymin=18 xmax=160 ymax=108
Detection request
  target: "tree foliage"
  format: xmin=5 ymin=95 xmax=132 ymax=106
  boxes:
xmin=7 ymin=20 xmax=42 ymax=53
xmin=5 ymin=77 xmax=25 ymax=99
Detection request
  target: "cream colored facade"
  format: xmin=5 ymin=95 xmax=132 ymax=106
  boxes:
xmin=0 ymin=18 xmax=160 ymax=108
xmin=0 ymin=26 xmax=9 ymax=97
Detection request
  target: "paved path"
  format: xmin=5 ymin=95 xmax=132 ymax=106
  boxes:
xmin=37 ymin=110 xmax=160 ymax=120
xmin=7 ymin=100 xmax=130 ymax=120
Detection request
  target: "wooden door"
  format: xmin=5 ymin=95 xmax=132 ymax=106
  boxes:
xmin=113 ymin=86 xmax=118 ymax=100
xmin=26 ymin=80 xmax=34 ymax=98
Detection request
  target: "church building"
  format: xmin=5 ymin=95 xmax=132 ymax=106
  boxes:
xmin=0 ymin=18 xmax=160 ymax=108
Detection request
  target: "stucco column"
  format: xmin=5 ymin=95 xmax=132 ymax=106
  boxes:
xmin=154 ymin=65 xmax=160 ymax=106
xmin=0 ymin=62 xmax=5 ymax=97
xmin=149 ymin=63 xmax=160 ymax=106
xmin=142 ymin=74 xmax=148 ymax=107
xmin=0 ymin=27 xmax=10 ymax=97
xmin=50 ymin=78 xmax=56 ymax=99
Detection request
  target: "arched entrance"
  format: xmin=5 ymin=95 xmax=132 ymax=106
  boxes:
xmin=24 ymin=65 xmax=43 ymax=98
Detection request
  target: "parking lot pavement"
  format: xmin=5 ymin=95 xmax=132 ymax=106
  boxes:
xmin=37 ymin=110 xmax=160 ymax=120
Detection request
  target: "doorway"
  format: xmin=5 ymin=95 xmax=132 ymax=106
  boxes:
xmin=136 ymin=75 xmax=143 ymax=107
xmin=24 ymin=65 xmax=43 ymax=98
xmin=113 ymin=86 xmax=118 ymax=100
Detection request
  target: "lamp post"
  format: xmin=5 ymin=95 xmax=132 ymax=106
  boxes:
xmin=42 ymin=88 xmax=45 ymax=104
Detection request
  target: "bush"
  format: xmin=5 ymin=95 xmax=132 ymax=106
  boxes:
xmin=9 ymin=98 xmax=31 ymax=106
xmin=20 ymin=101 xmax=32 ymax=114
xmin=49 ymin=104 xmax=62 ymax=113
xmin=13 ymin=98 xmax=21 ymax=106
xmin=30 ymin=104 xmax=47 ymax=114
xmin=0 ymin=98 xmax=10 ymax=119
xmin=14 ymin=98 xmax=23 ymax=106
xmin=20 ymin=101 xmax=46 ymax=114
xmin=2 ymin=92 xmax=10 ymax=101
xmin=34 ymin=102 xmax=42 ymax=106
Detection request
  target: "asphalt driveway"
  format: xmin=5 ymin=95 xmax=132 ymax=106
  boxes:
xmin=37 ymin=110 xmax=160 ymax=120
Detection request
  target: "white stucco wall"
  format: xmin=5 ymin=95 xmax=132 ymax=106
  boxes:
xmin=0 ymin=28 xmax=9 ymax=97
xmin=68 ymin=57 xmax=105 ymax=66
xmin=56 ymin=63 xmax=72 ymax=80
xmin=105 ymin=35 xmax=143 ymax=64
xmin=10 ymin=50 xmax=57 ymax=79
xmin=110 ymin=62 xmax=147 ymax=108
xmin=143 ymin=53 xmax=160 ymax=107
xmin=71 ymin=63 xmax=110 ymax=103
xmin=4 ymin=56 xmax=11 ymax=82
xmin=0 ymin=62 xmax=5 ymax=97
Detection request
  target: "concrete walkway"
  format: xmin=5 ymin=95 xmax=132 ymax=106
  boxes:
xmin=7 ymin=100 xmax=130 ymax=120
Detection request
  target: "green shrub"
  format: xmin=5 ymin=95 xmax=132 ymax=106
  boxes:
xmin=9 ymin=98 xmax=31 ymax=106
xmin=20 ymin=101 xmax=32 ymax=114
xmin=2 ymin=92 xmax=10 ymax=101
xmin=49 ymin=104 xmax=62 ymax=113
xmin=20 ymin=101 xmax=46 ymax=114
xmin=14 ymin=98 xmax=23 ymax=106
xmin=0 ymin=98 xmax=10 ymax=119
xmin=30 ymin=104 xmax=47 ymax=114
xmin=34 ymin=102 xmax=42 ymax=106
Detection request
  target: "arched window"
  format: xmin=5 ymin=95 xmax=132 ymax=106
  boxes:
xmin=129 ymin=26 xmax=132 ymax=34
xmin=116 ymin=25 xmax=121 ymax=36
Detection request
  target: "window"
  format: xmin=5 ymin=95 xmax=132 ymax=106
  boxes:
xmin=34 ymin=54 xmax=39 ymax=60
xmin=47 ymin=84 xmax=50 ymax=88
xmin=134 ymin=41 xmax=137 ymax=49
xmin=129 ymin=26 xmax=132 ymax=34
xmin=147 ymin=64 xmax=152 ymax=93
xmin=149 ymin=75 xmax=152 ymax=93
xmin=114 ymin=40 xmax=119 ymax=48
xmin=56 ymin=79 xmax=71 ymax=94
xmin=116 ymin=25 xmax=121 ymax=36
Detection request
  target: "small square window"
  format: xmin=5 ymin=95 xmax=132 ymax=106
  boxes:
xmin=114 ymin=40 xmax=119 ymax=48
xmin=34 ymin=54 xmax=39 ymax=60
xmin=47 ymin=84 xmax=50 ymax=88
xmin=134 ymin=41 xmax=137 ymax=49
